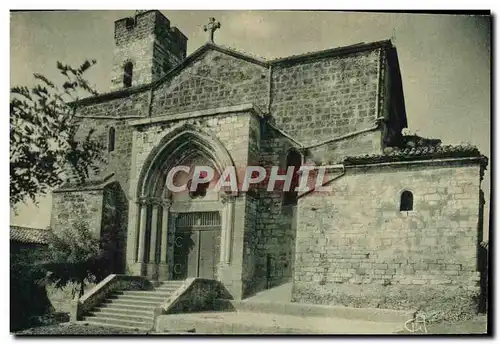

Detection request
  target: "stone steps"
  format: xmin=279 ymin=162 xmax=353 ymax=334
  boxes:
xmin=82 ymin=280 xmax=186 ymax=331
xmin=82 ymin=320 xmax=151 ymax=332
xmin=94 ymin=306 xmax=154 ymax=317
xmin=108 ymin=293 xmax=167 ymax=303
xmin=88 ymin=309 xmax=154 ymax=322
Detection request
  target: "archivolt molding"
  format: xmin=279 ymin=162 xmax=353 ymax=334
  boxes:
xmin=136 ymin=123 xmax=236 ymax=200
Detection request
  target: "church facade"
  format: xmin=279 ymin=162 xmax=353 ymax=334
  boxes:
xmin=50 ymin=11 xmax=487 ymax=304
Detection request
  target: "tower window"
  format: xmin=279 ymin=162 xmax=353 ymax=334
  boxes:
xmin=123 ymin=62 xmax=133 ymax=88
xmin=108 ymin=127 xmax=116 ymax=152
xmin=125 ymin=17 xmax=136 ymax=29
xmin=283 ymin=149 xmax=302 ymax=206
xmin=400 ymin=190 xmax=413 ymax=211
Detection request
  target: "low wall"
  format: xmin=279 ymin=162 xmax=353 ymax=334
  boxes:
xmin=155 ymin=278 xmax=232 ymax=332
xmin=292 ymin=283 xmax=479 ymax=323
xmin=71 ymin=274 xmax=152 ymax=321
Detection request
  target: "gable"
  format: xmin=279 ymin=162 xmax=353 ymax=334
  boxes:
xmin=151 ymin=48 xmax=269 ymax=117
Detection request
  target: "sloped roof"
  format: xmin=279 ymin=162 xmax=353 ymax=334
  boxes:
xmin=10 ymin=226 xmax=50 ymax=244
xmin=73 ymin=39 xmax=394 ymax=107
xmin=53 ymin=173 xmax=115 ymax=193
xmin=343 ymin=144 xmax=486 ymax=165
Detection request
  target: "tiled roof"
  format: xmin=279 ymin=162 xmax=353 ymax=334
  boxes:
xmin=343 ymin=145 xmax=485 ymax=165
xmin=10 ymin=226 xmax=51 ymax=244
xmin=270 ymin=40 xmax=392 ymax=65
xmin=217 ymin=44 xmax=269 ymax=62
xmin=54 ymin=173 xmax=115 ymax=192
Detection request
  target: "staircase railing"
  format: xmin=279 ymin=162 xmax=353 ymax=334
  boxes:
xmin=152 ymin=278 xmax=232 ymax=330
xmin=70 ymin=274 xmax=153 ymax=322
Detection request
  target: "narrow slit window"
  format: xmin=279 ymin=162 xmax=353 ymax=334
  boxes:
xmin=108 ymin=127 xmax=116 ymax=152
xmin=400 ymin=190 xmax=413 ymax=211
xmin=123 ymin=62 xmax=133 ymax=88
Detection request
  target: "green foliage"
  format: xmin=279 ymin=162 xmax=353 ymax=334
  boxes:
xmin=42 ymin=221 xmax=109 ymax=298
xmin=10 ymin=60 xmax=105 ymax=206
xmin=10 ymin=244 xmax=53 ymax=331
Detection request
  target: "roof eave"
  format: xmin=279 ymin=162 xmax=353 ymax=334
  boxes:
xmin=270 ymin=39 xmax=393 ymax=66
xmin=71 ymin=39 xmax=393 ymax=107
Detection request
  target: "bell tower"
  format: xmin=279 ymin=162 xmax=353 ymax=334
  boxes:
xmin=111 ymin=10 xmax=188 ymax=91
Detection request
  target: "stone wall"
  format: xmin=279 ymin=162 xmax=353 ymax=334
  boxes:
xmin=50 ymin=190 xmax=103 ymax=237
xmin=253 ymin=124 xmax=298 ymax=291
xmin=73 ymin=116 xmax=136 ymax=192
xmin=293 ymin=161 xmax=483 ymax=307
xmin=305 ymin=130 xmax=383 ymax=165
xmin=241 ymin=194 xmax=262 ymax=297
xmin=112 ymin=10 xmax=187 ymax=90
xmin=151 ymin=50 xmax=269 ymax=117
xmin=101 ymin=182 xmax=129 ymax=275
xmin=77 ymin=91 xmax=149 ymax=119
xmin=270 ymin=48 xmax=382 ymax=146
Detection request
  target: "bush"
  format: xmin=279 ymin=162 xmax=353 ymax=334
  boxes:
xmin=10 ymin=245 xmax=53 ymax=332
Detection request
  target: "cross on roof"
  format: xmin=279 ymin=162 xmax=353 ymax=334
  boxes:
xmin=203 ymin=17 xmax=221 ymax=44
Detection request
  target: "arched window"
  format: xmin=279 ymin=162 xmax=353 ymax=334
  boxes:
xmin=123 ymin=62 xmax=133 ymax=88
xmin=108 ymin=127 xmax=116 ymax=152
xmin=400 ymin=190 xmax=413 ymax=211
xmin=283 ymin=149 xmax=302 ymax=206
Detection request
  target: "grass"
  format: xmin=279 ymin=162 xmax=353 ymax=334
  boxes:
xmin=15 ymin=323 xmax=150 ymax=336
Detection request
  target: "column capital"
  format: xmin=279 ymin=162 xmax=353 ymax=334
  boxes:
xmin=137 ymin=197 xmax=167 ymax=206
xmin=220 ymin=192 xmax=236 ymax=204
xmin=162 ymin=199 xmax=173 ymax=208
xmin=137 ymin=197 xmax=149 ymax=206
xmin=150 ymin=197 xmax=164 ymax=207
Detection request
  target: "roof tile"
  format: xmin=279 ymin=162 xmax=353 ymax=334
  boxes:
xmin=10 ymin=226 xmax=51 ymax=244
xmin=343 ymin=144 xmax=484 ymax=165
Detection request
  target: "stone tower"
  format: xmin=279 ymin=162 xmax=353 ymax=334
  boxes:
xmin=111 ymin=10 xmax=188 ymax=91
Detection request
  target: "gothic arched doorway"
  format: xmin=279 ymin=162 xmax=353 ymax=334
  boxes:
xmin=131 ymin=125 xmax=237 ymax=281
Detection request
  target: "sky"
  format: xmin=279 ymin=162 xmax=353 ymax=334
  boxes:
xmin=9 ymin=10 xmax=491 ymax=232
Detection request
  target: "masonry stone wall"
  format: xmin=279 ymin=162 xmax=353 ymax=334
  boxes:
xmin=73 ymin=116 xmax=135 ymax=191
xmin=50 ymin=190 xmax=103 ymax=236
xmin=253 ymin=124 xmax=298 ymax=290
xmin=305 ymin=130 xmax=383 ymax=165
xmin=77 ymin=91 xmax=150 ymax=119
xmin=150 ymin=50 xmax=269 ymax=117
xmin=101 ymin=182 xmax=129 ymax=275
xmin=112 ymin=10 xmax=187 ymax=90
xmin=270 ymin=49 xmax=382 ymax=146
xmin=241 ymin=194 xmax=262 ymax=297
xmin=293 ymin=162 xmax=483 ymax=307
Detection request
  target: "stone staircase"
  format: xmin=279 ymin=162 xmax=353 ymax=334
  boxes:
xmin=82 ymin=280 xmax=185 ymax=331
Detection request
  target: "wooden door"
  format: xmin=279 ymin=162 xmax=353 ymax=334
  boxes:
xmin=172 ymin=212 xmax=221 ymax=280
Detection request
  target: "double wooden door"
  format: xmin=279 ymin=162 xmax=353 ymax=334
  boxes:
xmin=172 ymin=212 xmax=221 ymax=280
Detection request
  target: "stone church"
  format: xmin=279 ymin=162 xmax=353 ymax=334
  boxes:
xmin=50 ymin=10 xmax=487 ymax=304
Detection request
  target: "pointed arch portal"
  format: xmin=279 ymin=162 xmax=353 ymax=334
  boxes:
xmin=130 ymin=125 xmax=237 ymax=280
